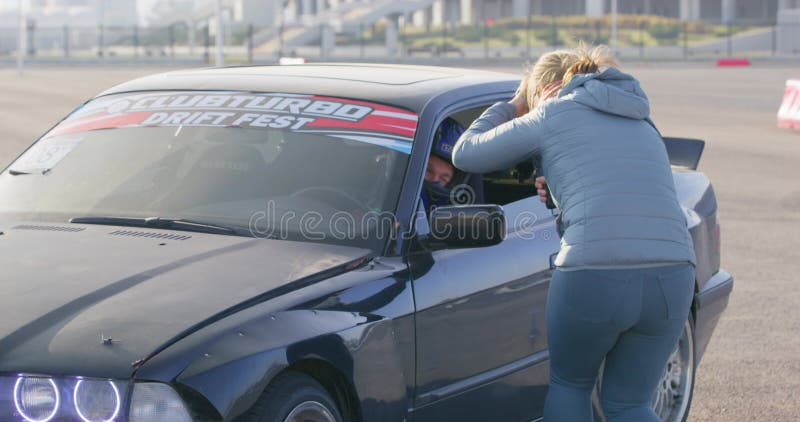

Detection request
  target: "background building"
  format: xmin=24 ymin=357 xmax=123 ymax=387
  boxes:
xmin=2 ymin=0 xmax=798 ymax=57
xmin=416 ymin=0 xmax=793 ymax=26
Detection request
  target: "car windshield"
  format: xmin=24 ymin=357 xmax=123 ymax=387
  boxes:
xmin=0 ymin=91 xmax=417 ymax=252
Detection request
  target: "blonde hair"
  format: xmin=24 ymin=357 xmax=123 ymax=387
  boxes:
xmin=524 ymin=43 xmax=618 ymax=110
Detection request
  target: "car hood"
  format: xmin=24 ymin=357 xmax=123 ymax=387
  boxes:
xmin=0 ymin=222 xmax=370 ymax=379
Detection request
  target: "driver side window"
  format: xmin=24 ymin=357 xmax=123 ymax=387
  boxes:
xmin=481 ymin=163 xmax=538 ymax=206
xmin=447 ymin=107 xmax=539 ymax=206
xmin=447 ymin=106 xmax=556 ymax=237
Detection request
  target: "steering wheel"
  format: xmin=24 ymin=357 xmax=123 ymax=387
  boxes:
xmin=290 ymin=186 xmax=372 ymax=212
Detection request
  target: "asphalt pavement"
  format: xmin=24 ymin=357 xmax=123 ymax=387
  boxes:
xmin=631 ymin=63 xmax=800 ymax=421
xmin=1 ymin=62 xmax=798 ymax=420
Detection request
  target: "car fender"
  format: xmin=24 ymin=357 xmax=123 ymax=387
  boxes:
xmin=134 ymin=261 xmax=415 ymax=421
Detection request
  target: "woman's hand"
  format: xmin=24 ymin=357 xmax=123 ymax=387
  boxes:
xmin=539 ymin=82 xmax=562 ymax=103
xmin=509 ymin=79 xmax=530 ymax=117
xmin=511 ymin=80 xmax=562 ymax=117
xmin=535 ymin=176 xmax=549 ymax=204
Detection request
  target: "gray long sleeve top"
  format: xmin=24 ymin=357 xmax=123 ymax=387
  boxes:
xmin=452 ymin=67 xmax=696 ymax=270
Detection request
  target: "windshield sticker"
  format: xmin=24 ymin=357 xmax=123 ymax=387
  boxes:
xmin=9 ymin=136 xmax=82 ymax=174
xmin=47 ymin=92 xmax=419 ymax=154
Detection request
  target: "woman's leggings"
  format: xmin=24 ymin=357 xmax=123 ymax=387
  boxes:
xmin=543 ymin=263 xmax=695 ymax=422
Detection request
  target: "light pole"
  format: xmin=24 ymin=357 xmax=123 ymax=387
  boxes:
xmin=98 ymin=0 xmax=105 ymax=58
xmin=215 ymin=0 xmax=224 ymax=67
xmin=17 ymin=0 xmax=25 ymax=76
xmin=611 ymin=0 xmax=618 ymax=53
xmin=279 ymin=0 xmax=289 ymax=57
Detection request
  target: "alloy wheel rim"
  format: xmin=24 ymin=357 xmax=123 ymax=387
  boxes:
xmin=652 ymin=320 xmax=695 ymax=421
xmin=284 ymin=401 xmax=336 ymax=422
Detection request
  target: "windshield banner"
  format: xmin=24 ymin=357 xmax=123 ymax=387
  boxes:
xmin=47 ymin=92 xmax=419 ymax=154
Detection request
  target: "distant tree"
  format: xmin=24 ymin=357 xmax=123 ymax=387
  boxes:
xmin=648 ymin=22 xmax=681 ymax=43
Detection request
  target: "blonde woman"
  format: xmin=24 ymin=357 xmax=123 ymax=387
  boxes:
xmin=452 ymin=45 xmax=697 ymax=421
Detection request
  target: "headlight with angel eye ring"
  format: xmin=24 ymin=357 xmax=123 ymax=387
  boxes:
xmin=1 ymin=375 xmax=192 ymax=422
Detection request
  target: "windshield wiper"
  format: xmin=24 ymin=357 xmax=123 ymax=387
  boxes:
xmin=69 ymin=216 xmax=245 ymax=236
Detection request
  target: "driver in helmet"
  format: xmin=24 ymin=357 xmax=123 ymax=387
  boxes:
xmin=421 ymin=118 xmax=481 ymax=214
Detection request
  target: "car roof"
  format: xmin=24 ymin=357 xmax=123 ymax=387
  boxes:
xmin=97 ymin=63 xmax=520 ymax=113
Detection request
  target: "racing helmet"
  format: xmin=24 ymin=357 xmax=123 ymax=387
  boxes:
xmin=424 ymin=118 xmax=470 ymax=206
xmin=431 ymin=117 xmax=464 ymax=162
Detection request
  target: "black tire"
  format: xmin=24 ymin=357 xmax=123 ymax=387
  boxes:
xmin=593 ymin=317 xmax=697 ymax=422
xmin=242 ymin=371 xmax=344 ymax=422
xmin=652 ymin=317 xmax=696 ymax=422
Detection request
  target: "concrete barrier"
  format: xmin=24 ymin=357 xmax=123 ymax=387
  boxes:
xmin=778 ymin=79 xmax=800 ymax=130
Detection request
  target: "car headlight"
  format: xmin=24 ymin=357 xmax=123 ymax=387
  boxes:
xmin=1 ymin=376 xmax=192 ymax=421
xmin=129 ymin=383 xmax=192 ymax=422
xmin=13 ymin=377 xmax=59 ymax=422
xmin=74 ymin=380 xmax=121 ymax=422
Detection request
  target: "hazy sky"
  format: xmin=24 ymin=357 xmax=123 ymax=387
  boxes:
xmin=0 ymin=1 xmax=162 ymax=25
xmin=137 ymin=0 xmax=158 ymax=25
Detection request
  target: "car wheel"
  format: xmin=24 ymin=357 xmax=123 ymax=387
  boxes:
xmin=593 ymin=317 xmax=696 ymax=422
xmin=651 ymin=317 xmax=696 ymax=422
xmin=242 ymin=371 xmax=343 ymax=422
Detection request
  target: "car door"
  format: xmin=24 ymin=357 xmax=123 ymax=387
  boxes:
xmin=409 ymin=182 xmax=561 ymax=421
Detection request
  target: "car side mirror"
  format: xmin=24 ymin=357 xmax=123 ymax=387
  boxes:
xmin=421 ymin=205 xmax=506 ymax=251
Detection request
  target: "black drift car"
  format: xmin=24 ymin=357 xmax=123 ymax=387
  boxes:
xmin=0 ymin=64 xmax=732 ymax=422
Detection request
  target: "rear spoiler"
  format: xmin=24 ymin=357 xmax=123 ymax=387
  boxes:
xmin=663 ymin=137 xmax=705 ymax=170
